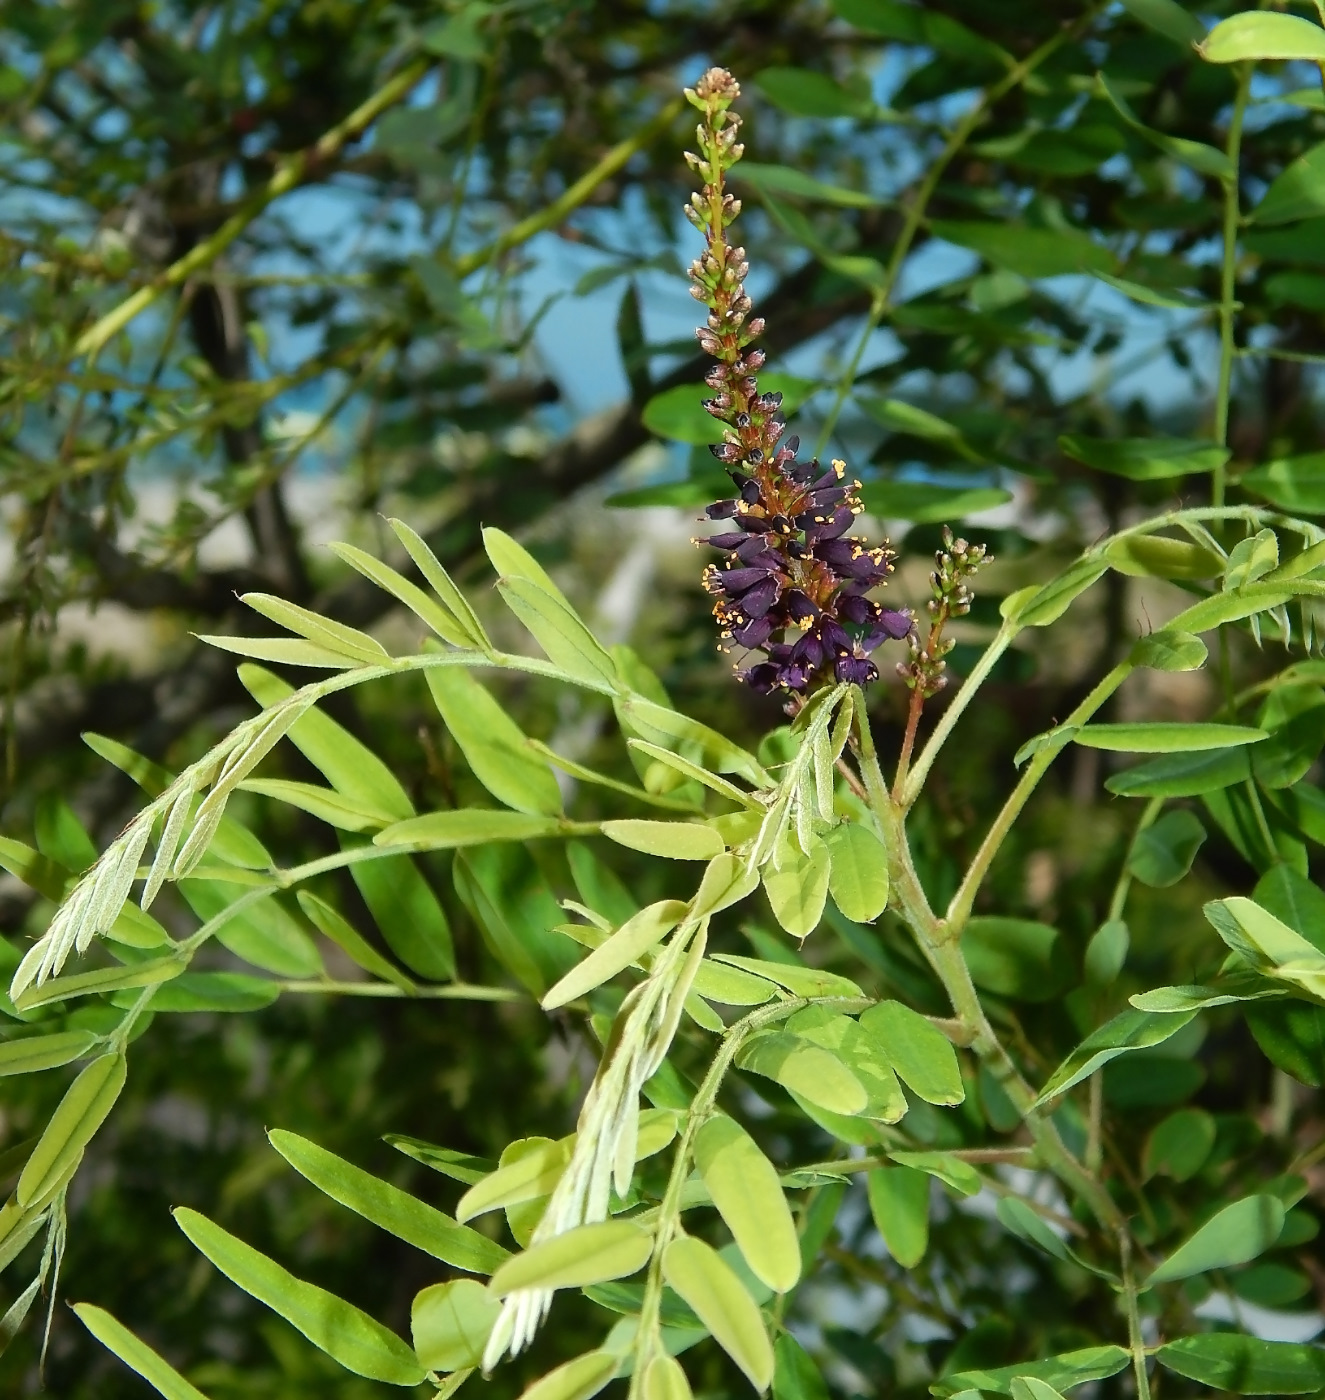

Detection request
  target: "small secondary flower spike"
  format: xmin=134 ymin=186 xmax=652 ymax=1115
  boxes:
xmin=684 ymin=67 xmax=912 ymax=692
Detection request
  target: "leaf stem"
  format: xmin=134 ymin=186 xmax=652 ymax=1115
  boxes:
xmin=1212 ymin=61 xmax=1251 ymax=504
xmin=945 ymin=661 xmax=1133 ymax=931
xmin=274 ymin=980 xmax=524 ymax=1000
xmin=1121 ymin=1231 xmax=1153 ymax=1400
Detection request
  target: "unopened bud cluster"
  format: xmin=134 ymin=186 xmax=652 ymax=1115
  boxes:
xmin=685 ymin=68 xmax=911 ymax=693
xmin=900 ymin=527 xmax=991 ymax=698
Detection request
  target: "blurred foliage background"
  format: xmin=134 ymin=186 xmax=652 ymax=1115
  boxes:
xmin=4 ymin=0 xmax=1325 ymax=1395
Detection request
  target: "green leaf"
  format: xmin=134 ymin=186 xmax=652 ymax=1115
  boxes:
xmin=173 ymin=1207 xmax=424 ymax=1384
xmin=268 ymin=1130 xmax=507 ymax=1274
xmin=961 ymin=918 xmax=1063 ymax=1001
xmin=866 ymin=1166 xmax=929 ymax=1268
xmin=1103 ymin=535 xmax=1224 ymax=580
xmin=712 ymin=955 xmax=862 ymax=999
xmin=601 ymin=820 xmax=724 ymax=861
xmin=739 ymin=1032 xmax=867 ymax=1115
xmin=1169 ymin=584 xmax=1297 ymax=635
xmin=644 ymin=1354 xmax=694 ymax=1400
xmin=453 ymin=845 xmax=570 ymax=995
xmin=996 ymin=1196 xmax=1071 ymax=1263
xmin=327 ymin=541 xmax=474 ymax=648
xmin=1096 ymin=74 xmax=1233 ymax=180
xmin=1157 ymin=1335 xmax=1325 ymax=1395
xmin=934 ymin=1348 xmax=1130 ymax=1398
xmin=0 ymin=834 xmax=69 ymax=902
xmin=73 ymin=1303 xmax=209 ymax=1400
xmin=1144 ymin=1108 xmax=1216 ymax=1182
xmin=692 ymin=959 xmax=776 ymax=1007
xmin=1253 ymin=708 xmax=1325 ymax=790
xmin=1205 ymin=896 xmax=1325 ymax=994
xmin=1035 ymin=1009 xmax=1196 ymax=1105
xmin=239 ymin=666 xmax=414 ymax=820
xmin=1130 ymin=973 xmax=1282 ymax=1012
xmin=1256 ymin=144 xmax=1325 ymax=226
xmin=691 ymin=855 xmax=761 ymax=919
xmin=521 ymin=1352 xmax=620 ymax=1400
xmin=1241 ymin=452 xmax=1325 ymax=513
xmin=1058 ymin=435 xmax=1227 ymax=481
xmin=1147 ymin=1195 xmax=1286 ymax=1286
xmin=1012 ymin=1380 xmax=1069 ymax=1400
xmin=1075 ymin=722 xmax=1265 ymax=753
xmin=862 ymin=481 xmax=1012 ymax=525
xmin=427 ymin=668 xmax=563 ymax=817
xmin=1128 ymin=810 xmax=1206 ymax=886
xmin=241 ymin=593 xmax=390 ymax=663
xmin=735 ymin=162 xmax=882 ymax=208
xmin=490 ymin=1220 xmax=652 ymax=1295
xmin=823 ymin=823 xmax=889 ymax=923
xmin=763 ymin=836 xmax=830 ymax=938
xmin=1201 ymin=12 xmax=1325 ymax=63
xmin=1106 ymin=746 xmax=1252 ymax=798
xmin=387 ymin=518 xmax=490 ymax=652
xmin=858 ymin=397 xmax=973 ymax=452
xmin=860 ymin=1001 xmax=964 ymax=1105
xmin=198 ymin=635 xmax=364 ymax=668
xmin=1012 ymin=559 xmax=1109 ymax=628
xmin=832 ymin=0 xmax=1002 ymax=62
xmin=456 ymin=1136 xmax=574 ymax=1222
xmin=1092 ymin=271 xmax=1207 ymax=309
xmin=1130 ymin=630 xmax=1208 ymax=672
xmin=616 ymin=695 xmax=770 ymax=788
xmin=930 ymin=220 xmax=1115 ymax=278
xmin=694 ymin=1114 xmax=801 ymax=1294
xmin=774 ymin=1334 xmax=830 ymax=1400
xmin=179 ymin=881 xmax=323 ymax=980
xmin=348 ymin=848 xmax=455 ymax=982
xmin=641 ymin=385 xmax=725 ymax=446
xmin=387 ymin=1137 xmax=494 ymax=1185
xmin=239 ymin=778 xmax=395 ymax=832
xmin=0 ymin=1030 xmax=97 ymax=1077
xmin=297 ymin=891 xmax=414 ymax=991
xmin=18 ymin=1052 xmax=126 ymax=1206
xmin=15 ymin=955 xmax=183 ymax=1010
xmin=411 ymin=1278 xmax=500 ymax=1373
xmin=663 ymin=1235 xmax=773 ymax=1391
xmin=128 ymin=972 xmax=279 ymax=1014
xmin=377 ymin=809 xmax=564 ymax=850
xmin=499 ymin=577 xmax=619 ymax=688
xmin=1120 ymin=0 xmax=1204 ymax=47
xmin=542 ymin=900 xmax=688 ymax=1010
xmin=887 ymin=1150 xmax=981 ymax=1197
xmin=789 ymin=1007 xmax=906 ymax=1124
xmin=752 ymin=66 xmax=874 ymax=119
xmin=1247 ymin=1000 xmax=1325 ymax=1086
xmin=1084 ymin=919 xmax=1130 ymax=985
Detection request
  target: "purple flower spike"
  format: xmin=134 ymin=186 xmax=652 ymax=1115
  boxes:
xmin=684 ymin=67 xmax=913 ymax=694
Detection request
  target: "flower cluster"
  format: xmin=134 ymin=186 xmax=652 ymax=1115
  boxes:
xmin=684 ymin=67 xmax=911 ymax=693
xmin=900 ymin=527 xmax=991 ymax=698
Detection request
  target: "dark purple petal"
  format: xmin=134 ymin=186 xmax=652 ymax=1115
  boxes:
xmin=790 ymin=631 xmax=824 ymax=669
xmin=784 ymin=589 xmax=816 ymax=623
xmin=732 ymin=616 xmax=775 ymax=649
xmin=742 ymin=662 xmax=781 ymax=693
xmin=838 ymin=594 xmax=875 ymax=625
xmin=706 ymin=499 xmax=739 ymax=519
xmin=719 ymin=566 xmax=775 ymax=594
xmin=835 ymin=655 xmax=878 ymax=685
xmin=741 ymin=576 xmax=780 ymax=618
xmin=821 ymin=619 xmax=852 ymax=656
xmin=876 ymin=608 xmax=914 ymax=641
xmin=706 ymin=532 xmax=747 ymax=551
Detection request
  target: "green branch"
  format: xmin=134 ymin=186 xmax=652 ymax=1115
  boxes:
xmin=74 ymin=59 xmax=433 ymax=358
